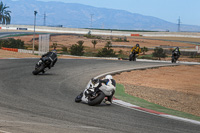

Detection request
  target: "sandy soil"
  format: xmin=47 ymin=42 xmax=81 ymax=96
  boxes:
xmin=113 ymin=65 xmax=200 ymax=117
xmin=8 ymin=34 xmax=197 ymax=55
xmin=1 ymin=34 xmax=200 ymax=117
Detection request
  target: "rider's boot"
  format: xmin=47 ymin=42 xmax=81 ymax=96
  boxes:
xmin=104 ymin=99 xmax=111 ymax=105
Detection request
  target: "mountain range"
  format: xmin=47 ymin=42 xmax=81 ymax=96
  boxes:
xmin=4 ymin=0 xmax=200 ymax=32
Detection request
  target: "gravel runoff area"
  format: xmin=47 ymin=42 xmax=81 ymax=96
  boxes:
xmin=1 ymin=49 xmax=200 ymax=117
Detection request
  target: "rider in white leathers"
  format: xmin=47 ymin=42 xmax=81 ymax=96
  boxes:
xmin=79 ymin=75 xmax=116 ymax=105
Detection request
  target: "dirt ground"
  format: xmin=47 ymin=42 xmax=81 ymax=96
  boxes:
xmin=1 ymin=34 xmax=200 ymax=117
xmin=113 ymin=65 xmax=200 ymax=117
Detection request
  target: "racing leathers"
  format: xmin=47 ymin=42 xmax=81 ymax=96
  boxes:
xmin=41 ymin=51 xmax=57 ymax=68
xmin=131 ymin=46 xmax=141 ymax=56
xmin=172 ymin=47 xmax=181 ymax=59
xmin=80 ymin=78 xmax=116 ymax=105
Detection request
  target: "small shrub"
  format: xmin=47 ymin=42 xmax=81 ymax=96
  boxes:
xmin=141 ymin=46 xmax=149 ymax=55
xmin=61 ymin=46 xmax=68 ymax=53
xmin=105 ymin=41 xmax=112 ymax=49
xmin=70 ymin=43 xmax=84 ymax=56
xmin=52 ymin=43 xmax=58 ymax=49
xmin=96 ymin=41 xmax=116 ymax=57
xmin=113 ymin=37 xmax=129 ymax=42
xmin=152 ymin=47 xmax=167 ymax=60
xmin=77 ymin=40 xmax=84 ymax=45
xmin=34 ymin=45 xmax=39 ymax=51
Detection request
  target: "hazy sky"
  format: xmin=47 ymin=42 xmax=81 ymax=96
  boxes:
xmin=37 ymin=0 xmax=199 ymax=26
xmin=7 ymin=0 xmax=199 ymax=26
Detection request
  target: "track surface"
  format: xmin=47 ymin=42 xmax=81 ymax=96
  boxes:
xmin=0 ymin=59 xmax=200 ymax=133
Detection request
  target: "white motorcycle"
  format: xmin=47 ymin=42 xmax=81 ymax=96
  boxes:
xmin=75 ymin=79 xmax=114 ymax=106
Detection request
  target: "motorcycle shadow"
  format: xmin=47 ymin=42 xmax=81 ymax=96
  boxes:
xmin=77 ymin=102 xmax=113 ymax=107
xmin=32 ymin=73 xmax=55 ymax=76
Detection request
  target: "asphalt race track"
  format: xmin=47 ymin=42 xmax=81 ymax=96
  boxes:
xmin=0 ymin=59 xmax=200 ymax=133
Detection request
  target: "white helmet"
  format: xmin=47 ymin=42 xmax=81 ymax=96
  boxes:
xmin=105 ymin=75 xmax=113 ymax=80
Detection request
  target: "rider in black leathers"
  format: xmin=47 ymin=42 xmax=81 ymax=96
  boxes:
xmin=172 ymin=47 xmax=181 ymax=60
xmin=41 ymin=48 xmax=57 ymax=69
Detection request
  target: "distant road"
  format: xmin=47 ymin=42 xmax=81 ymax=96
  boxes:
xmin=1 ymin=24 xmax=200 ymax=38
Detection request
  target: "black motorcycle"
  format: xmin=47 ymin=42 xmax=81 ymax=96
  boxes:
xmin=32 ymin=57 xmax=51 ymax=75
xmin=129 ymin=51 xmax=137 ymax=61
xmin=171 ymin=51 xmax=179 ymax=63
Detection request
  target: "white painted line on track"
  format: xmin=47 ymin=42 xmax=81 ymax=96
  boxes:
xmin=113 ymin=99 xmax=200 ymax=125
xmin=161 ymin=115 xmax=200 ymax=125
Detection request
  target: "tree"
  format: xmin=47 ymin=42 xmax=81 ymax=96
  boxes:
xmin=105 ymin=41 xmax=112 ymax=50
xmin=96 ymin=41 xmax=116 ymax=57
xmin=52 ymin=43 xmax=58 ymax=49
xmin=141 ymin=46 xmax=149 ymax=55
xmin=77 ymin=40 xmax=84 ymax=45
xmin=0 ymin=38 xmax=25 ymax=49
xmin=0 ymin=1 xmax=11 ymax=24
xmin=70 ymin=41 xmax=84 ymax=56
xmin=152 ymin=47 xmax=167 ymax=60
xmin=91 ymin=40 xmax=98 ymax=48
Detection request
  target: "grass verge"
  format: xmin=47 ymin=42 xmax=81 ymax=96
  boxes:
xmin=115 ymin=84 xmax=200 ymax=121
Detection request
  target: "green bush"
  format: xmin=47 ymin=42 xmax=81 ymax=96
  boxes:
xmin=70 ymin=42 xmax=84 ymax=56
xmin=34 ymin=45 xmax=39 ymax=51
xmin=96 ymin=41 xmax=116 ymax=57
xmin=113 ymin=37 xmax=129 ymax=42
xmin=83 ymin=32 xmax=101 ymax=39
xmin=0 ymin=38 xmax=25 ymax=49
xmin=141 ymin=46 xmax=149 ymax=55
xmin=62 ymin=46 xmax=68 ymax=52
xmin=152 ymin=47 xmax=167 ymax=60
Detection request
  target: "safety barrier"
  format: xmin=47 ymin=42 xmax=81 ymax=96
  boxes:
xmin=1 ymin=47 xmax=18 ymax=52
xmin=131 ymin=34 xmax=140 ymax=36
xmin=1 ymin=47 xmax=46 ymax=55
xmin=18 ymin=49 xmax=46 ymax=55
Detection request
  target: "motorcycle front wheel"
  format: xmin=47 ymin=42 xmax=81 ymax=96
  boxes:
xmin=75 ymin=93 xmax=83 ymax=103
xmin=88 ymin=91 xmax=105 ymax=106
xmin=32 ymin=64 xmax=45 ymax=75
xmin=171 ymin=57 xmax=176 ymax=63
xmin=129 ymin=54 xmax=133 ymax=61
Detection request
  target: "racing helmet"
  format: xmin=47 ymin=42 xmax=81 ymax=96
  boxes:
xmin=105 ymin=75 xmax=113 ymax=80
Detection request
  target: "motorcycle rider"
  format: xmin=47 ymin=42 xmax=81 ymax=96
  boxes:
xmin=41 ymin=47 xmax=57 ymax=69
xmin=172 ymin=47 xmax=181 ymax=60
xmin=76 ymin=75 xmax=116 ymax=105
xmin=131 ymin=43 xmax=141 ymax=56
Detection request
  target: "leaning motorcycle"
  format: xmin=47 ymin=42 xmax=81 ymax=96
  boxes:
xmin=75 ymin=79 xmax=106 ymax=106
xmin=32 ymin=57 xmax=51 ymax=75
xmin=129 ymin=51 xmax=138 ymax=61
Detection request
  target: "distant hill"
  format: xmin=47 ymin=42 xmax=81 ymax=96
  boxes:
xmin=5 ymin=0 xmax=200 ymax=31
